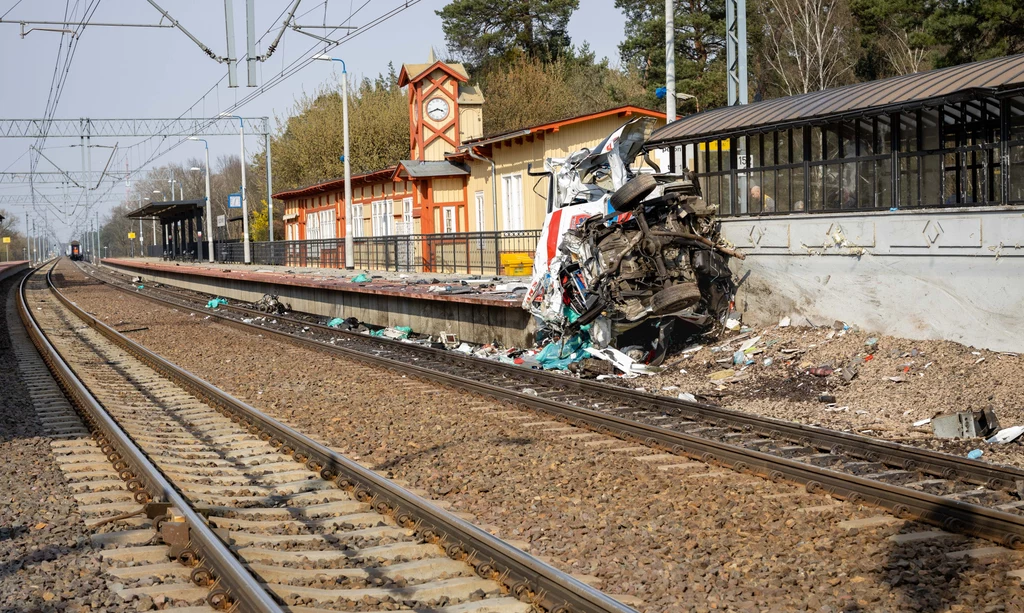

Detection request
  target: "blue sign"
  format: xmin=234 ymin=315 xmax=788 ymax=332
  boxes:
xmin=228 ymin=192 xmax=242 ymax=209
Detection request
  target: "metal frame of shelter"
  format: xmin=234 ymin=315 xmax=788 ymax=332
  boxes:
xmin=127 ymin=199 xmax=208 ymax=261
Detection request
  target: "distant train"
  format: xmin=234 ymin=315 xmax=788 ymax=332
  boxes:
xmin=68 ymin=240 xmax=82 ymax=261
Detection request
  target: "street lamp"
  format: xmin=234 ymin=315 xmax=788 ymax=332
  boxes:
xmin=676 ymin=92 xmax=701 ymax=113
xmin=314 ymin=53 xmax=353 ymax=269
xmin=188 ymin=137 xmax=214 ymax=263
xmin=219 ymin=112 xmax=250 ymax=264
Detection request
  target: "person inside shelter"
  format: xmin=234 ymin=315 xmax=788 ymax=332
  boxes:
xmin=750 ymin=185 xmax=776 ymax=213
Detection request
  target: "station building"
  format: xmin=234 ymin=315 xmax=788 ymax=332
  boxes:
xmin=647 ymin=53 xmax=1024 ymax=351
xmin=274 ymin=53 xmax=667 ymax=243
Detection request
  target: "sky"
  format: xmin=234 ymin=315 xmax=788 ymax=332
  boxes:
xmin=0 ymin=0 xmax=628 ymax=241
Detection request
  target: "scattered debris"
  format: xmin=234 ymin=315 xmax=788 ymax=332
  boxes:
xmin=985 ymin=426 xmax=1024 ymax=444
xmin=253 ymin=294 xmax=288 ymax=314
xmin=778 ymin=316 xmax=790 ymax=328
xmin=205 ymin=297 xmax=228 ymax=309
xmin=967 ymin=449 xmax=984 ymax=460
xmin=818 ymin=393 xmax=836 ymax=403
xmin=865 ymin=337 xmax=878 ymax=347
xmin=351 ymin=273 xmax=370 ymax=283
xmin=809 ymin=366 xmax=833 ymax=377
xmin=913 ymin=417 xmax=932 ymax=427
xmin=678 ymin=392 xmax=697 ymax=402
xmin=932 ymin=409 xmax=1000 ymax=439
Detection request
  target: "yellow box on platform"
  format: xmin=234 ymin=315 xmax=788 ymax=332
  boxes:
xmin=501 ymin=252 xmax=534 ymax=276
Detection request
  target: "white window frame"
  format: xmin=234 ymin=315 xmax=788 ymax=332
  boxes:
xmin=501 ymin=173 xmax=524 ymax=231
xmin=442 ymin=206 xmax=457 ymax=233
xmin=385 ymin=198 xmax=395 ymax=236
xmin=371 ymin=199 xmax=385 ymax=237
xmin=318 ymin=209 xmax=336 ymax=240
xmin=305 ymin=211 xmax=320 ymax=240
xmin=475 ymin=190 xmax=485 ymax=232
xmin=351 ymin=204 xmax=364 ymax=237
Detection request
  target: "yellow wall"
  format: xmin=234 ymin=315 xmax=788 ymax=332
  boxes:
xmin=433 ymin=177 xmax=464 ymax=204
xmin=465 ymin=113 xmax=666 ymax=232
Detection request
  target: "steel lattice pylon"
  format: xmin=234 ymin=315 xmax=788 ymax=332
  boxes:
xmin=725 ymin=0 xmax=748 ymax=106
xmin=0 ymin=117 xmax=269 ymax=138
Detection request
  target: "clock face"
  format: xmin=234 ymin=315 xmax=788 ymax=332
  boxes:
xmin=426 ymin=97 xmax=450 ymax=121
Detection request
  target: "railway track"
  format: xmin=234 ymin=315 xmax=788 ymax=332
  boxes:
xmin=17 ymin=262 xmax=637 ymax=613
xmin=79 ymin=261 xmax=1024 ymax=550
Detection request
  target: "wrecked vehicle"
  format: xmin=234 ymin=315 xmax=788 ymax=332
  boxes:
xmin=523 ymin=117 xmax=742 ymax=366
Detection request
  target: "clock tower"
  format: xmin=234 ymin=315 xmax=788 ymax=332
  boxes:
xmin=399 ymin=50 xmax=484 ymax=161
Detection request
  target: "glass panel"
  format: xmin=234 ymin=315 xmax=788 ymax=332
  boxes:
xmin=842 ymin=123 xmax=857 ymax=158
xmin=763 ymin=170 xmax=776 ymax=213
xmin=794 ymin=127 xmax=805 ymax=162
xmin=791 ymin=167 xmax=806 ymax=212
xmin=823 ymin=165 xmax=841 ymax=210
xmin=721 ymin=139 xmax=733 ymax=171
xmin=841 ymin=162 xmax=857 ymax=208
xmin=921 ymin=107 xmax=941 ymax=151
xmin=899 ymin=157 xmax=919 ymax=206
xmin=1011 ymin=145 xmax=1024 ymax=201
xmin=809 ymin=166 xmax=823 ymax=211
xmin=964 ymin=150 xmax=978 ymax=204
xmin=857 ymin=118 xmax=874 ymax=156
xmin=878 ymin=115 xmax=892 ymax=154
xmin=777 ymin=168 xmax=790 ymax=213
xmin=1010 ymin=98 xmax=1024 ymax=142
xmin=749 ymin=134 xmax=761 ymax=168
xmin=900 ymin=112 xmax=918 ymax=152
xmin=857 ymin=161 xmax=873 ymax=209
xmin=922 ymin=154 xmax=942 ymax=206
xmin=826 ymin=127 xmax=840 ymax=160
xmin=749 ymin=170 xmax=763 ymax=214
xmin=989 ymin=148 xmax=1002 ymax=204
xmin=777 ymin=131 xmax=790 ymax=165
xmin=764 ymin=132 xmax=776 ymax=167
xmin=708 ymin=142 xmax=719 ymax=172
xmin=811 ymin=127 xmax=822 ymax=160
xmin=875 ymin=159 xmax=891 ymax=209
xmin=708 ymin=174 xmax=720 ymax=212
xmin=722 ymin=174 xmax=733 ymax=215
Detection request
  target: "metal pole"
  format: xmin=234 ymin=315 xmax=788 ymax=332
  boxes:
xmin=140 ymin=219 xmax=144 ymax=257
xmin=205 ymin=143 xmax=213 ymax=262
xmin=665 ymin=0 xmax=675 ymax=125
xmin=245 ymin=0 xmax=257 ymax=87
xmin=240 ymin=118 xmax=250 ymax=263
xmin=95 ymin=211 xmax=100 ymax=262
xmin=25 ymin=213 xmax=30 ymax=263
xmin=265 ymin=124 xmax=273 ymax=243
xmin=224 ymin=0 xmax=238 ymax=87
xmin=342 ymin=68 xmax=353 ymax=269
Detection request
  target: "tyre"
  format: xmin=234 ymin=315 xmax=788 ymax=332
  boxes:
xmin=610 ymin=173 xmax=658 ymax=212
xmin=649 ymin=283 xmax=702 ymax=315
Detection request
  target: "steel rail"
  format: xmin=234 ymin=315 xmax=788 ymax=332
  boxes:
xmin=17 ymin=265 xmax=284 ymax=613
xmin=48 ymin=264 xmax=637 ymax=613
xmin=88 ymin=263 xmax=1024 ymax=493
xmin=79 ymin=264 xmax=1024 ymax=548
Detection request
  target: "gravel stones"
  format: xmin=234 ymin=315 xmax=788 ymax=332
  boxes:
xmin=0 ymin=274 xmax=125 ymax=612
xmin=56 ymin=262 xmax=1024 ymax=612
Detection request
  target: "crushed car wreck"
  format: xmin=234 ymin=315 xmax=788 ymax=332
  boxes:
xmin=523 ymin=117 xmax=744 ymax=369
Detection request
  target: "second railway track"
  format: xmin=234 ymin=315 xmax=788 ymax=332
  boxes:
xmin=78 ymin=260 xmax=1024 ymax=550
xmin=19 ymin=262 xmax=638 ymax=613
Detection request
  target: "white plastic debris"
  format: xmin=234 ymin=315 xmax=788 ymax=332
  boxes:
xmin=725 ymin=317 xmax=741 ymax=331
xmin=678 ymin=392 xmax=697 ymax=402
xmin=985 ymin=426 xmax=1024 ymax=444
xmin=778 ymin=316 xmax=791 ymax=328
xmin=913 ymin=418 xmax=932 ymax=427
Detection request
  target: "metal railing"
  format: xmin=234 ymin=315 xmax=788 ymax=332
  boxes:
xmin=213 ymin=231 xmax=541 ymax=276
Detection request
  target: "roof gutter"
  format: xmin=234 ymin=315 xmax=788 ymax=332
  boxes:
xmin=459 ymin=129 xmax=532 ymax=151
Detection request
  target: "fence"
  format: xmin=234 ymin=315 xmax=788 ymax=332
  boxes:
xmin=212 ymin=230 xmax=542 ymax=276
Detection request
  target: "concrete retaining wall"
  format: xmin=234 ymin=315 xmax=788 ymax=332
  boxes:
xmin=102 ymin=261 xmax=535 ymax=347
xmin=0 ymin=261 xmax=29 ymax=283
xmin=721 ymin=206 xmax=1024 ymax=351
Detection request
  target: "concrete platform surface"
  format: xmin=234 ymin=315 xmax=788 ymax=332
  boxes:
xmin=100 ymin=258 xmax=534 ymax=347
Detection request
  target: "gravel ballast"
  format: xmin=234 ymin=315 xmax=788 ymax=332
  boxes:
xmin=0 ymin=273 xmax=125 ymax=612
xmin=54 ymin=261 xmax=1024 ymax=612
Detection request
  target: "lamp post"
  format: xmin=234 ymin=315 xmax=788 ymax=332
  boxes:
xmin=188 ymin=137 xmax=214 ymax=263
xmin=314 ymin=54 xmax=353 ymax=269
xmin=220 ymin=112 xmax=250 ymax=264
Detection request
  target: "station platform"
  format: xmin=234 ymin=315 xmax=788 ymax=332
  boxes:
xmin=0 ymin=260 xmax=29 ymax=282
xmin=100 ymin=258 xmax=535 ymax=347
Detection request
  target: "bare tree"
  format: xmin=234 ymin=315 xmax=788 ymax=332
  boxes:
xmin=879 ymin=26 xmax=930 ymax=76
xmin=762 ymin=0 xmax=857 ymax=95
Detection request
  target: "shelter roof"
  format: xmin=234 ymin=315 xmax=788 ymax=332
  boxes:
xmin=648 ymin=53 xmax=1024 ymax=147
xmin=271 ymin=167 xmax=398 ymax=200
xmin=394 ymin=160 xmax=469 ymax=179
xmin=460 ymin=106 xmax=668 ymax=149
xmin=126 ymin=200 xmax=205 ymax=221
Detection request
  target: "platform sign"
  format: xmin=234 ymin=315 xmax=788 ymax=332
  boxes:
xmin=128 ymin=232 xmax=136 ymax=239
xmin=2 ymin=237 xmax=9 ymax=243
xmin=216 ymin=215 xmax=226 ymax=228
xmin=228 ymin=192 xmax=242 ymax=209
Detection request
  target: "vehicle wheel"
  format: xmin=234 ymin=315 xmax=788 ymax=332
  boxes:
xmin=610 ymin=174 xmax=658 ymax=212
xmin=649 ymin=283 xmax=702 ymax=315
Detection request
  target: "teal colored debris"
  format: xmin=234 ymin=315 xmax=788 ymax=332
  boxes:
xmin=327 ymin=317 xmax=344 ymax=328
xmin=535 ymin=333 xmax=591 ymax=370
xmin=206 ymin=297 xmax=228 ymax=309
xmin=369 ymin=325 xmax=412 ymax=340
xmin=136 ymin=285 xmax=144 ymax=290
xmin=351 ymin=273 xmax=370 ymax=283
xmin=562 ymin=305 xmax=580 ymax=324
